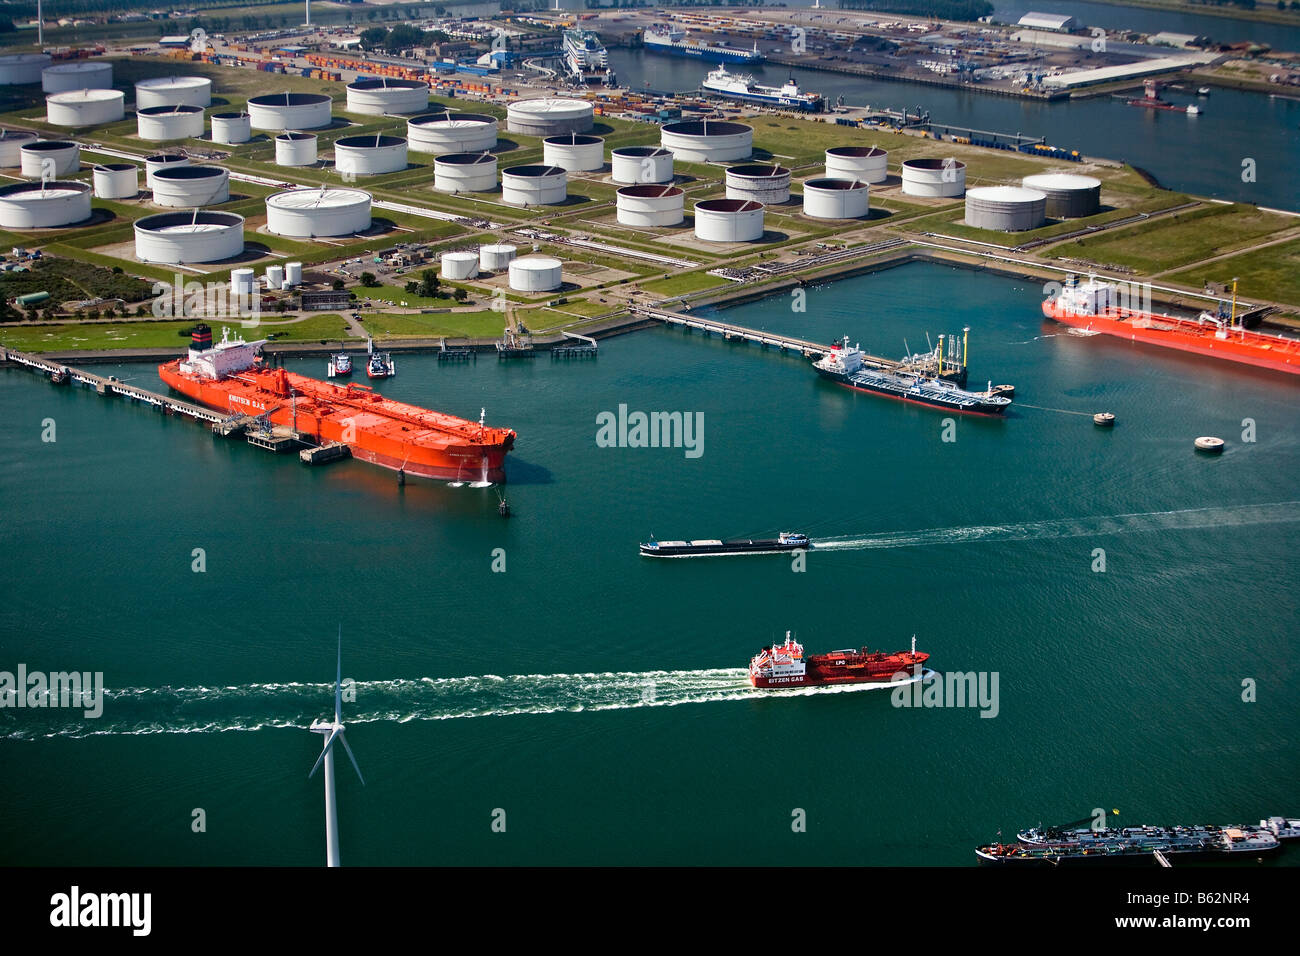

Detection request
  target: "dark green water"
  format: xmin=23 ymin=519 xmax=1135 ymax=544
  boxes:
xmin=2 ymin=261 xmax=1297 ymax=865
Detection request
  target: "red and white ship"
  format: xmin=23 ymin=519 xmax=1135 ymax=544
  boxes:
xmin=748 ymin=632 xmax=929 ymax=689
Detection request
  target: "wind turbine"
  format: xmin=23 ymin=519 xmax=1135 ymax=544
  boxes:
xmin=308 ymin=629 xmax=364 ymax=867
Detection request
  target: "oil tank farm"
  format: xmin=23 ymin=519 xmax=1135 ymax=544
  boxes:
xmin=725 ymin=164 xmax=790 ymax=204
xmin=151 ymin=165 xmax=230 ymax=208
xmin=801 ymin=178 xmax=869 ymax=220
xmin=478 ymin=243 xmax=517 ymax=271
xmin=275 ymin=132 xmax=318 ymax=167
xmin=0 ymin=53 xmax=51 ymax=85
xmin=135 ymin=76 xmax=212 ymax=109
xmin=964 ymin=186 xmax=1047 ymax=231
xmin=42 ymin=60 xmax=112 ymax=93
xmin=135 ymin=211 xmax=245 ymax=264
xmin=210 ymin=112 xmax=252 ymax=145
xmin=694 ymin=198 xmax=764 ymax=242
xmin=137 ymin=105 xmax=205 ymax=141
xmin=661 ymin=120 xmax=752 ymax=163
xmin=1021 ymin=173 xmax=1102 ymax=218
xmin=346 ymin=78 xmax=429 ymax=116
xmin=440 ymin=250 xmax=479 ymax=280
xmin=508 ymin=256 xmax=563 ymax=292
xmin=901 ymin=158 xmax=966 ymax=198
xmin=265 ymin=187 xmax=372 ymax=238
xmin=407 ymin=111 xmax=498 ymax=154
xmin=0 ymin=181 xmax=93 ymax=229
xmin=616 ymin=185 xmax=685 ymax=227
xmin=825 ymin=146 xmax=888 ymax=184
xmin=20 ymin=140 xmax=79 ymax=178
xmin=0 ymin=130 xmax=39 ymax=167
xmin=145 ymin=153 xmax=189 ymax=189
xmin=46 ymin=89 xmax=125 ymax=127
xmin=543 ymin=134 xmax=604 ymax=172
xmin=610 ymin=146 xmax=674 ymax=185
xmin=501 ymin=164 xmax=567 ymax=206
xmin=506 ymin=98 xmax=593 ymax=137
xmin=433 ymin=152 xmax=497 ymax=193
xmin=92 ymin=163 xmax=139 ymax=200
xmin=333 ymin=134 xmax=408 ymax=177
xmin=247 ymin=92 xmax=333 ymax=131
xmin=285 ymin=262 xmax=303 ymax=287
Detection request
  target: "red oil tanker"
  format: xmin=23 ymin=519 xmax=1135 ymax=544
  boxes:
xmin=748 ymin=633 xmax=929 ymax=689
xmin=159 ymin=325 xmax=516 ymax=482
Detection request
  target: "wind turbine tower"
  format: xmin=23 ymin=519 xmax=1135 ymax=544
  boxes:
xmin=308 ymin=630 xmax=364 ymax=867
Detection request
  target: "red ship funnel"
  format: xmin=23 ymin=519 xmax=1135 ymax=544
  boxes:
xmin=190 ymin=323 xmax=212 ymax=351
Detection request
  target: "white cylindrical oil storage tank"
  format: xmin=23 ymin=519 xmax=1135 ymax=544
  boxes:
xmin=46 ymin=88 xmax=125 ymax=127
xmin=265 ymin=187 xmax=372 ymax=238
xmin=0 ymin=181 xmax=92 ymax=229
xmin=346 ymin=78 xmax=429 ymax=116
xmin=0 ymin=130 xmax=39 ymax=167
xmin=285 ymin=262 xmax=303 ymax=287
xmin=478 ymin=243 xmax=517 ymax=271
xmin=407 ymin=111 xmax=498 ymax=154
xmin=134 ymin=210 xmax=244 ymax=264
xmin=333 ymin=134 xmax=408 ymax=177
xmin=508 ymin=256 xmax=563 ymax=292
xmin=440 ymin=251 xmax=479 ymax=280
xmin=825 ymin=146 xmax=888 ymax=184
xmin=501 ymin=164 xmax=567 ymax=206
xmin=543 ymin=134 xmax=604 ymax=172
xmin=42 ymin=60 xmax=112 ymax=93
xmin=20 ymin=140 xmax=79 ymax=178
xmin=802 ymin=178 xmax=869 ymax=220
xmin=247 ymin=92 xmax=333 ymax=131
xmin=275 ymin=131 xmax=318 ymax=167
xmin=144 ymin=153 xmax=189 ymax=189
xmin=901 ymin=157 xmax=966 ymax=198
xmin=694 ymin=198 xmax=764 ymax=242
xmin=1021 ymin=173 xmax=1102 ymax=219
xmin=0 ymin=53 xmax=51 ymax=86
xmin=661 ymin=120 xmax=752 ymax=163
xmin=137 ymin=104 xmax=205 ymax=141
xmin=725 ymin=163 xmax=791 ymax=205
xmin=265 ymin=264 xmax=285 ymax=289
xmin=964 ymin=185 xmax=1047 ymax=232
xmin=506 ymin=98 xmax=593 ymax=136
xmin=92 ymin=163 xmax=139 ymax=200
xmin=135 ymin=76 xmax=212 ymax=110
xmin=152 ymin=165 xmax=229 ymax=207
xmin=210 ymin=111 xmax=251 ymax=145
xmin=230 ymin=267 xmax=256 ymax=295
xmin=611 ymin=146 xmax=673 ymax=185
xmin=433 ymin=151 xmax=497 ymax=193
xmin=616 ymin=184 xmax=685 ymax=227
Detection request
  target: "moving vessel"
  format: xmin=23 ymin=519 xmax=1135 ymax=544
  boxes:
xmin=159 ymin=325 xmax=516 ymax=481
xmin=748 ymin=632 xmax=929 ymax=689
xmin=702 ymin=65 xmax=821 ymax=112
xmin=640 ymin=531 xmax=809 ymax=558
xmin=814 ymin=338 xmax=1012 ymax=414
xmin=563 ymin=29 xmax=615 ymax=86
xmin=1126 ymin=79 xmax=1200 ymax=114
xmin=645 ymin=26 xmax=764 ymax=64
xmin=1044 ymin=274 xmax=1300 ymax=376
xmin=978 ymin=821 xmax=1282 ymax=865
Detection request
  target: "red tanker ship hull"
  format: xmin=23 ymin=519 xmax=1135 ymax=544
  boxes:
xmin=749 ymin=647 xmax=929 ymax=689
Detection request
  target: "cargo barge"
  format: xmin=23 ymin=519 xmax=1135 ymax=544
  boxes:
xmin=640 ymin=531 xmax=810 ymax=558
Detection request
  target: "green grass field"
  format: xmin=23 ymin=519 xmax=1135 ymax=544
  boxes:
xmin=358 ymin=310 xmax=500 ymax=339
xmin=1166 ymin=238 xmax=1300 ymax=308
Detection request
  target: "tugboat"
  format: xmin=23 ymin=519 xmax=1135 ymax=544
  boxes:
xmin=814 ymin=338 xmax=1011 ymax=415
xmin=50 ymin=365 xmax=71 ymax=385
xmin=748 ymin=632 xmax=929 ymax=689
xmin=639 ymin=531 xmax=810 ymax=558
xmin=365 ymin=338 xmax=394 ymax=379
xmin=327 ymin=352 xmax=352 ymax=378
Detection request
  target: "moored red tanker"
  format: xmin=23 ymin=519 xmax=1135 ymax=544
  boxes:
xmin=748 ymin=633 xmax=929 ymax=689
xmin=159 ymin=325 xmax=516 ymax=482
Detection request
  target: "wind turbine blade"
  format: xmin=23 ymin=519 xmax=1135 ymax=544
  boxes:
xmin=338 ymin=732 xmax=365 ymax=786
xmin=308 ymin=727 xmax=339 ymax=778
xmin=335 ymin=625 xmax=343 ymax=724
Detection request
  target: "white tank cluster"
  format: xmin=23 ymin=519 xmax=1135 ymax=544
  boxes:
xmin=275 ymin=132 xmax=318 ymax=167
xmin=901 ymin=157 xmax=966 ymax=198
xmin=137 ymin=105 xmax=205 ymax=142
xmin=725 ymin=164 xmax=791 ymax=205
xmin=661 ymin=120 xmax=752 ymax=163
xmin=144 ymin=153 xmax=189 ymax=189
xmin=134 ymin=210 xmax=245 ymax=264
xmin=543 ymin=134 xmax=604 ymax=173
xmin=407 ymin=111 xmax=498 ymax=154
xmin=478 ymin=243 xmax=517 ymax=271
xmin=501 ymin=164 xmax=567 ymax=206
xmin=1021 ymin=173 xmax=1102 ymax=219
xmin=210 ymin=112 xmax=252 ymax=145
xmin=42 ymin=60 xmax=112 ymax=93
xmin=508 ymin=255 xmax=563 ymax=292
xmin=0 ymin=130 xmax=39 ymax=167
xmin=152 ymin=165 xmax=230 ymax=208
xmin=346 ymin=78 xmax=429 ymax=116
xmin=135 ymin=76 xmax=212 ymax=109
xmin=801 ymin=178 xmax=869 ymax=220
xmin=92 ymin=163 xmax=139 ymax=200
xmin=333 ymin=134 xmax=408 ymax=177
xmin=265 ymin=187 xmax=372 ymax=238
xmin=825 ymin=146 xmax=888 ymax=184
xmin=506 ymin=98 xmax=593 ymax=137
xmin=0 ymin=53 xmax=51 ymax=86
xmin=964 ymin=185 xmax=1047 ymax=232
xmin=440 ymin=251 xmax=479 ymax=280
xmin=46 ymin=88 xmax=124 ymax=127
xmin=247 ymin=92 xmax=333 ymax=131
xmin=616 ymin=184 xmax=685 ymax=227
xmin=434 ymin=152 xmax=497 ymax=193
xmin=611 ymin=146 xmax=673 ymax=185
xmin=694 ymin=198 xmax=764 ymax=242
xmin=0 ymin=181 xmax=93 ymax=229
xmin=21 ymin=140 xmax=79 ymax=178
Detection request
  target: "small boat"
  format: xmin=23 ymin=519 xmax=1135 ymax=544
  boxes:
xmin=1198 ymin=86 xmax=1211 ymax=96
xmin=365 ymin=338 xmax=394 ymax=379
xmin=50 ymin=366 xmax=71 ymax=385
xmin=327 ymin=353 xmax=352 ymax=378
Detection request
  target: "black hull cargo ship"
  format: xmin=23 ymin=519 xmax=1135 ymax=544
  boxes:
xmin=640 ymin=532 xmax=810 ymax=558
xmin=977 ymin=822 xmax=1284 ymax=866
xmin=814 ymin=338 xmax=1011 ymax=415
